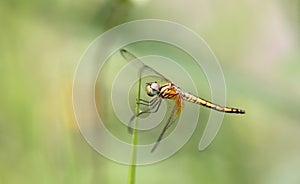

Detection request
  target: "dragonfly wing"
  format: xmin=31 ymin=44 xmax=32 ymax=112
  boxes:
xmin=151 ymin=98 xmax=182 ymax=152
xmin=120 ymin=49 xmax=171 ymax=82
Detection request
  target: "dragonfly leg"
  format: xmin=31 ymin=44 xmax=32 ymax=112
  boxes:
xmin=137 ymin=101 xmax=149 ymax=106
xmin=128 ymin=98 xmax=162 ymax=133
xmin=136 ymin=99 xmax=149 ymax=106
xmin=136 ymin=98 xmax=158 ymax=106
xmin=138 ymin=99 xmax=150 ymax=103
xmin=136 ymin=98 xmax=162 ymax=116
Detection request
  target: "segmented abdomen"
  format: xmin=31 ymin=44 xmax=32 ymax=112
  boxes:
xmin=182 ymin=92 xmax=245 ymax=114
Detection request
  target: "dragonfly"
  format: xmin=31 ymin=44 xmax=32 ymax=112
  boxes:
xmin=120 ymin=49 xmax=245 ymax=152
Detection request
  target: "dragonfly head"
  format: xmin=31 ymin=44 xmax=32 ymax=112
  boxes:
xmin=145 ymin=82 xmax=160 ymax=97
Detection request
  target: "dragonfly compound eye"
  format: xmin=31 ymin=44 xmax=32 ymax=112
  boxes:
xmin=145 ymin=82 xmax=160 ymax=97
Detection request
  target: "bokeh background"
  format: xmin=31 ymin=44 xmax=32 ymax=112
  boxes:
xmin=1 ymin=0 xmax=300 ymax=183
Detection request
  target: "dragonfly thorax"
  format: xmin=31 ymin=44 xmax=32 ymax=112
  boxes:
xmin=145 ymin=82 xmax=160 ymax=97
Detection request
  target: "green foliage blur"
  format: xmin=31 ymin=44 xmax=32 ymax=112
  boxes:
xmin=1 ymin=0 xmax=299 ymax=183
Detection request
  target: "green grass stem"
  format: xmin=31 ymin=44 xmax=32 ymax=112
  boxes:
xmin=127 ymin=73 xmax=142 ymax=184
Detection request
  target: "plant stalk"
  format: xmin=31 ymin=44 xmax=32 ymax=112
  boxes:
xmin=127 ymin=73 xmax=142 ymax=184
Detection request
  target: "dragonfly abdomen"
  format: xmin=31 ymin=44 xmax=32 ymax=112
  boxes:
xmin=182 ymin=93 xmax=245 ymax=114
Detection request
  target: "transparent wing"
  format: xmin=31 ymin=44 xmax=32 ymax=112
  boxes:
xmin=120 ymin=49 xmax=171 ymax=82
xmin=151 ymin=98 xmax=181 ymax=152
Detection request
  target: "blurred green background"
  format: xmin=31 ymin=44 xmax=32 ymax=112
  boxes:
xmin=1 ymin=0 xmax=300 ymax=183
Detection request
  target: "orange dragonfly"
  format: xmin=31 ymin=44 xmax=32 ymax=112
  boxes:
xmin=120 ymin=49 xmax=245 ymax=152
